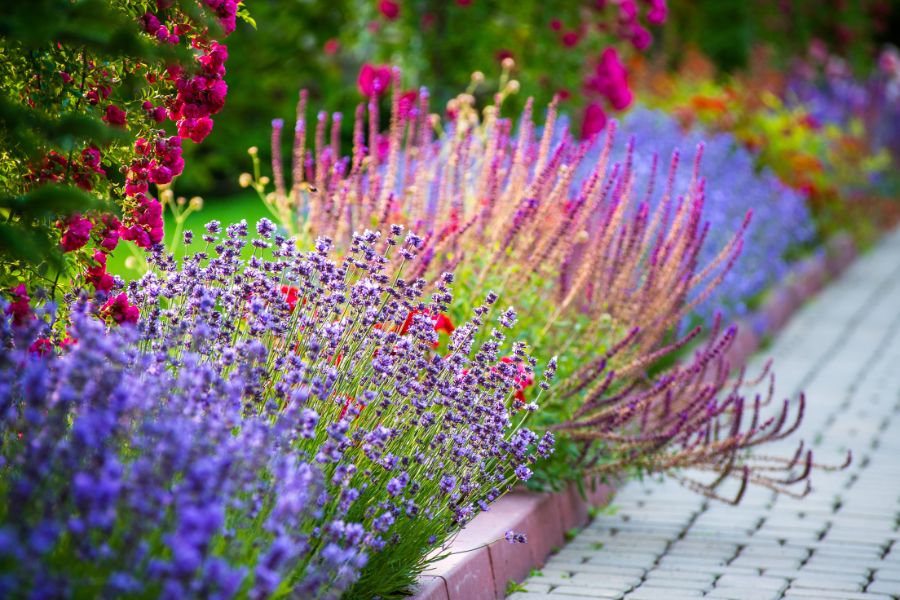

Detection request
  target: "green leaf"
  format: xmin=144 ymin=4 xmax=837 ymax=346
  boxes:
xmin=0 ymin=222 xmax=63 ymax=270
xmin=237 ymin=3 xmax=256 ymax=29
xmin=9 ymin=184 xmax=105 ymax=218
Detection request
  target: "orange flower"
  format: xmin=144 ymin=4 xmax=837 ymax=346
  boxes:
xmin=689 ymin=95 xmax=728 ymax=114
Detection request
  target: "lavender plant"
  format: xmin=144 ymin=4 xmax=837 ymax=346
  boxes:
xmin=1 ymin=305 xmax=364 ymax=599
xmin=1 ymin=220 xmax=552 ymax=598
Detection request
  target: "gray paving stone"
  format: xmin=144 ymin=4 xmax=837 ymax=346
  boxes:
xmin=873 ymin=566 xmax=900 ymax=581
xmin=704 ymin=589 xmax=782 ymax=600
xmin=783 ymin=590 xmax=894 ymax=600
xmin=512 ymin=229 xmax=900 ymax=600
xmin=789 ymin=575 xmax=866 ymax=592
xmin=728 ymin=555 xmax=803 ymax=571
xmin=624 ymin=587 xmax=703 ymax=599
xmin=520 ymin=582 xmax=552 ymax=593
xmin=866 ymin=580 xmax=900 ymax=595
xmin=549 ymin=586 xmax=626 ymax=598
xmin=568 ymin=573 xmax=642 ymax=589
xmin=713 ymin=575 xmax=789 ymax=592
xmin=546 ymin=562 xmax=646 ymax=578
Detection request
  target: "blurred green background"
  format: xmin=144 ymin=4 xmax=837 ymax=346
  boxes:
xmin=178 ymin=0 xmax=898 ymax=196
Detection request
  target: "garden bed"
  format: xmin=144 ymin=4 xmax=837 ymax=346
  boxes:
xmin=411 ymin=232 xmax=858 ymax=600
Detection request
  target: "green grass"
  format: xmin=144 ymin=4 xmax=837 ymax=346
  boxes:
xmin=107 ymin=191 xmax=269 ymax=278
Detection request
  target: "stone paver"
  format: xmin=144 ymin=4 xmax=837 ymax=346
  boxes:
xmin=514 ymin=228 xmax=900 ymax=599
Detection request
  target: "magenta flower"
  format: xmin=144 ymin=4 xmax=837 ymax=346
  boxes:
xmin=378 ymin=0 xmax=400 ymax=20
xmin=357 ymin=64 xmax=392 ymax=97
xmin=85 ymin=251 xmax=114 ymax=292
xmin=630 ymin=25 xmax=652 ymax=50
xmin=580 ymin=101 xmax=607 ymax=139
xmin=101 ymin=293 xmax=140 ymax=325
xmin=562 ymin=31 xmax=580 ymax=47
xmin=5 ymin=284 xmax=32 ymax=327
xmin=120 ymin=195 xmax=164 ymax=248
xmin=203 ymin=0 xmax=238 ymax=35
xmin=60 ymin=215 xmax=93 ymax=252
xmin=102 ymin=104 xmax=127 ymax=127
xmin=647 ymin=0 xmax=668 ymax=25
xmin=149 ymin=163 xmax=173 ymax=184
xmin=140 ymin=12 xmax=161 ymax=35
xmin=586 ymin=48 xmax=633 ymax=111
xmin=323 ymin=38 xmax=340 ymax=55
xmin=80 ymin=147 xmax=102 ymax=172
xmin=178 ymin=116 xmax=214 ymax=143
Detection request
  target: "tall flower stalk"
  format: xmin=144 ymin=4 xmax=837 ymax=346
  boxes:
xmin=244 ymin=74 xmax=843 ymax=502
xmin=2 ymin=220 xmax=552 ymax=598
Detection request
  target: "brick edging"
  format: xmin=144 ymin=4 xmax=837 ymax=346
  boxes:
xmin=410 ymin=232 xmax=859 ymax=600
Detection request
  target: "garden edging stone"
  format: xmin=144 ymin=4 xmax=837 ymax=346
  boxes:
xmin=410 ymin=232 xmax=859 ymax=600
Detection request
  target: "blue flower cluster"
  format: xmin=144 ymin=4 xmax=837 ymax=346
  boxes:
xmin=600 ymin=108 xmax=816 ymax=325
xmin=0 ymin=219 xmax=552 ymax=599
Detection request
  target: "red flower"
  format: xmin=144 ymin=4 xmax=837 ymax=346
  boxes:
xmin=580 ymin=102 xmax=607 ymax=139
xmin=339 ymin=395 xmax=366 ymax=420
xmin=495 ymin=49 xmax=515 ymax=64
xmin=280 ymin=285 xmax=301 ymax=312
xmin=562 ymin=31 xmax=580 ymax=47
xmin=29 ymin=338 xmax=53 ymax=356
xmin=59 ymin=215 xmax=93 ymax=252
xmin=630 ymin=25 xmax=652 ymax=51
xmin=5 ymin=284 xmax=33 ymax=327
xmin=103 ymin=104 xmax=127 ymax=127
xmin=101 ymin=293 xmax=140 ymax=325
xmin=177 ymin=116 xmax=214 ymax=143
xmin=378 ymin=0 xmax=400 ymax=20
xmin=456 ymin=0 xmax=472 ymax=5
xmin=500 ymin=356 xmax=534 ymax=404
xmin=357 ymin=63 xmax=392 ymax=97
xmin=323 ymin=38 xmax=340 ymax=55
xmin=400 ymin=309 xmax=455 ymax=348
xmin=86 ymin=251 xmax=115 ymax=292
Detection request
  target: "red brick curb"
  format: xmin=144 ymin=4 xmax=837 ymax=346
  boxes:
xmin=412 ymin=480 xmax=616 ymax=600
xmin=410 ymin=232 xmax=859 ymax=600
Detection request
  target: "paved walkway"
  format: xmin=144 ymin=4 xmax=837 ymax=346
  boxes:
xmin=512 ymin=227 xmax=900 ymax=600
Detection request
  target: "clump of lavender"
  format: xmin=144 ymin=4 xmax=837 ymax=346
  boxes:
xmin=1 ymin=220 xmax=552 ymax=599
xmin=0 ymin=306 xmax=363 ymax=599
